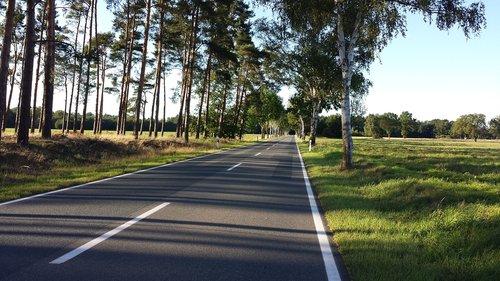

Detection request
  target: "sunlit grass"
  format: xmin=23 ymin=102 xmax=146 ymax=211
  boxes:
xmin=299 ymin=137 xmax=500 ymax=281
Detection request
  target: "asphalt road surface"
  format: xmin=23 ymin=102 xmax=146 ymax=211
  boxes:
xmin=0 ymin=136 xmax=344 ymax=281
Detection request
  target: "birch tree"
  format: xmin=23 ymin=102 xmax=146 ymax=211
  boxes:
xmin=264 ymin=0 xmax=485 ymax=169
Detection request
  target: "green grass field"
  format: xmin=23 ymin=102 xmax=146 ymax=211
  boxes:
xmin=298 ymin=137 xmax=499 ymax=281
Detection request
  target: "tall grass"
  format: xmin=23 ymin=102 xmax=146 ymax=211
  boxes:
xmin=299 ymin=138 xmax=499 ymax=281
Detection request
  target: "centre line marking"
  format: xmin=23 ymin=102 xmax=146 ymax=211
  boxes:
xmin=50 ymin=202 xmax=170 ymax=265
xmin=227 ymin=163 xmax=242 ymax=171
xmin=255 ymin=152 xmax=261 ymax=156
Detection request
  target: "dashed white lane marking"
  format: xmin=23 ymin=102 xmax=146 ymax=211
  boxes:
xmin=50 ymin=202 xmax=170 ymax=265
xmin=255 ymin=152 xmax=262 ymax=156
xmin=295 ymin=140 xmax=342 ymax=281
xmin=227 ymin=163 xmax=242 ymax=171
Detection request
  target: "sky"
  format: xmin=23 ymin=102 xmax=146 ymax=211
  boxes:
xmin=360 ymin=0 xmax=500 ymax=121
xmin=11 ymin=0 xmax=498 ymax=122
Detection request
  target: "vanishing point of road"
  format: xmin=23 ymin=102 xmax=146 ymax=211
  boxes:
xmin=0 ymin=136 xmax=345 ymax=281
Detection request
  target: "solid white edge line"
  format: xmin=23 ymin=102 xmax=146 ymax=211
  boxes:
xmin=50 ymin=202 xmax=170 ymax=265
xmin=227 ymin=163 xmax=242 ymax=171
xmin=295 ymin=138 xmax=342 ymax=281
xmin=0 ymin=140 xmax=269 ymax=207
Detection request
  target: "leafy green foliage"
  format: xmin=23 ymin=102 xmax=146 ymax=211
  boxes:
xmin=399 ymin=111 xmax=416 ymax=138
xmin=451 ymin=114 xmax=487 ymax=141
xmin=379 ymin=112 xmax=399 ymax=138
xmin=364 ymin=114 xmax=384 ymax=138
xmin=489 ymin=116 xmax=500 ymax=139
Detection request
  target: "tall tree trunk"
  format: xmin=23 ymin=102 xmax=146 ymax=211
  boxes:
xmin=299 ymin=115 xmax=305 ymax=140
xmin=196 ymin=51 xmax=211 ymax=139
xmin=41 ymin=0 xmax=56 ymax=139
xmin=148 ymin=78 xmax=157 ymax=137
xmin=73 ymin=6 xmax=89 ymax=133
xmin=17 ymin=0 xmax=36 ymax=145
xmin=14 ymin=87 xmax=21 ymax=131
xmin=140 ymin=99 xmax=145 ymax=135
xmin=217 ymin=81 xmax=228 ymax=138
xmin=337 ymin=11 xmax=360 ymax=170
xmin=0 ymin=0 xmax=16 ymax=140
xmin=183 ymin=5 xmax=200 ymax=143
xmin=309 ymin=98 xmax=320 ymax=146
xmin=31 ymin=2 xmax=46 ymax=134
xmin=203 ymin=64 xmax=212 ymax=139
xmin=80 ymin=0 xmax=95 ymax=134
xmin=134 ymin=0 xmax=153 ymax=139
xmin=15 ymin=91 xmax=22 ymax=131
xmin=233 ymin=67 xmax=247 ymax=131
xmin=153 ymin=48 xmax=163 ymax=138
xmin=98 ymin=55 xmax=106 ymax=133
xmin=92 ymin=0 xmax=100 ymax=134
xmin=61 ymin=72 xmax=69 ymax=134
xmin=117 ymin=1 xmax=131 ymax=134
xmin=176 ymin=35 xmax=190 ymax=138
xmin=176 ymin=82 xmax=186 ymax=137
xmin=92 ymin=57 xmax=99 ymax=134
xmin=3 ymin=35 xmax=20 ymax=132
xmin=38 ymin=92 xmax=44 ymax=132
xmin=234 ymin=75 xmax=248 ymax=134
xmin=121 ymin=15 xmax=137 ymax=134
xmin=161 ymin=65 xmax=167 ymax=137
xmin=153 ymin=74 xmax=161 ymax=138
xmin=66 ymin=12 xmax=82 ymax=134
xmin=238 ymin=97 xmax=250 ymax=140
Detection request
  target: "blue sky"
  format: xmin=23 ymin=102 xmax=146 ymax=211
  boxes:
xmin=363 ymin=0 xmax=499 ymax=121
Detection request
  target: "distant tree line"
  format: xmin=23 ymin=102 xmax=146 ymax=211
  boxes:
xmin=2 ymin=104 xmax=277 ymax=136
xmin=313 ymin=112 xmax=499 ymax=141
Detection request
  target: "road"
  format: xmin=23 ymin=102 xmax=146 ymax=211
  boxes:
xmin=0 ymin=136 xmax=343 ymax=281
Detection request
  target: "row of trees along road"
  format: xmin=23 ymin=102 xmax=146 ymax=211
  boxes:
xmin=264 ymin=0 xmax=485 ymax=169
xmin=0 ymin=0 xmax=287 ymax=146
xmin=0 ymin=1 xmax=487 ymax=169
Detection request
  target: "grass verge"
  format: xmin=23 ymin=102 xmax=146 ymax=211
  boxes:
xmin=298 ymin=137 xmax=499 ymax=281
xmin=0 ymin=132 xmax=264 ymax=203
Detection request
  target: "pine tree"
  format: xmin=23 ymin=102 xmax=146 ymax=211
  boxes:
xmin=16 ymin=0 xmax=36 ymax=145
xmin=0 ymin=0 xmax=16 ymax=140
xmin=41 ymin=0 xmax=56 ymax=139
